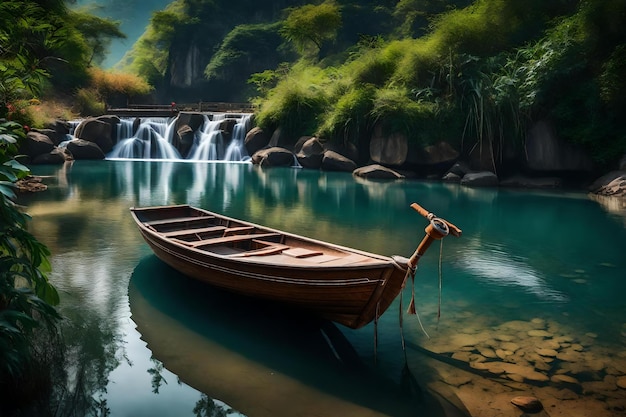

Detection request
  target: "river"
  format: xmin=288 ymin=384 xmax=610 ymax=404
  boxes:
xmin=19 ymin=160 xmax=626 ymax=417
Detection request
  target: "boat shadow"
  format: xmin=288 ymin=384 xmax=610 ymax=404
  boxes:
xmin=128 ymin=255 xmax=464 ymax=417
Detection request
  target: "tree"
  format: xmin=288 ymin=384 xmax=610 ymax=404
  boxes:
xmin=70 ymin=10 xmax=127 ymax=66
xmin=280 ymin=0 xmax=342 ymax=58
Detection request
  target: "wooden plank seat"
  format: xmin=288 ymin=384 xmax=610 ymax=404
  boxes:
xmin=144 ymin=215 xmax=214 ymax=227
xmin=173 ymin=232 xmax=282 ymax=248
xmin=222 ymin=226 xmax=255 ymax=236
xmin=160 ymin=225 xmax=226 ymax=238
xmin=228 ymin=241 xmax=291 ymax=257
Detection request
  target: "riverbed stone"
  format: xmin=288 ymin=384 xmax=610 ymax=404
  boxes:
xmin=511 ymin=396 xmax=544 ymax=413
xmin=477 ymin=347 xmax=498 ymax=359
xmin=536 ymin=348 xmax=559 ymax=357
xmin=551 ymin=374 xmax=580 ymax=384
xmin=528 ymin=329 xmax=552 ymax=338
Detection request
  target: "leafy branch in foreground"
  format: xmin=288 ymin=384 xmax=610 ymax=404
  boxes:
xmin=0 ymin=119 xmax=61 ymax=392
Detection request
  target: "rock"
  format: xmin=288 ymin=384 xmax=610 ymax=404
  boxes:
xmin=321 ymin=150 xmax=357 ymax=172
xmin=617 ymin=376 xmax=626 ymax=389
xmin=295 ymin=137 xmax=324 ymax=169
xmin=525 ymin=120 xmax=594 ymax=172
xmin=441 ymin=172 xmax=461 ymax=182
xmin=588 ymin=170 xmax=626 ymax=197
xmin=64 ymin=139 xmax=105 ymax=160
xmin=23 ymin=131 xmax=55 ymax=158
xmin=460 ymin=171 xmax=499 ymax=187
xmin=15 ymin=176 xmax=47 ymax=193
xmin=32 ymin=127 xmax=65 ymax=145
xmin=245 ymin=126 xmax=271 ymax=156
xmin=369 ymin=124 xmax=407 ymax=166
xmin=447 ymin=161 xmax=472 ymax=177
xmin=32 ymin=147 xmax=71 ymax=164
xmin=73 ymin=117 xmax=114 ymax=153
xmin=551 ymin=374 xmax=580 ymax=384
xmin=535 ymin=348 xmax=558 ymax=357
xmin=353 ymin=164 xmax=405 ymax=180
xmin=527 ymin=329 xmax=552 ymax=338
xmin=511 ymin=396 xmax=544 ymax=413
xmin=251 ymin=147 xmax=294 ymax=167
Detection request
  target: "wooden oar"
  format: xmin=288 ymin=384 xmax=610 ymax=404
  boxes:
xmin=406 ymin=203 xmax=462 ymax=314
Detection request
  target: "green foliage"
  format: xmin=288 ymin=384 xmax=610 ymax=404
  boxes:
xmin=370 ymin=87 xmax=441 ymax=144
xmin=75 ymin=88 xmax=107 ymax=116
xmin=0 ymin=120 xmax=61 ymax=384
xmin=318 ymin=85 xmax=376 ymax=145
xmin=255 ymin=63 xmax=331 ymax=139
xmin=69 ymin=9 xmax=126 ymax=66
xmin=280 ymin=0 xmax=342 ymax=57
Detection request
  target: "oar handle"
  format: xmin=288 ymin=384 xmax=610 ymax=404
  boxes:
xmin=407 ymin=203 xmax=462 ymax=269
xmin=410 ymin=203 xmax=462 ymax=237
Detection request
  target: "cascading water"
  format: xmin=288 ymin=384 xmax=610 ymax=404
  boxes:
xmin=108 ymin=117 xmax=181 ymax=159
xmin=106 ymin=113 xmax=252 ymax=161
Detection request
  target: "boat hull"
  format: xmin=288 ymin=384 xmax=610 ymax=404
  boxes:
xmin=131 ymin=205 xmax=408 ymax=329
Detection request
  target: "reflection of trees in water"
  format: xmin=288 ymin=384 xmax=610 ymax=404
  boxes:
xmin=147 ymin=358 xmax=169 ymax=394
xmin=146 ymin=358 xmax=233 ymax=417
xmin=50 ymin=309 xmax=124 ymax=417
xmin=193 ymin=394 xmax=235 ymax=417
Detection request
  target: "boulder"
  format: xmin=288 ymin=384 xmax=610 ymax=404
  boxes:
xmin=23 ymin=131 xmax=55 ymax=158
xmin=460 ymin=171 xmax=499 ymax=187
xmin=525 ymin=120 xmax=594 ymax=172
xmin=447 ymin=161 xmax=472 ymax=177
xmin=65 ymin=139 xmax=105 ymax=160
xmin=442 ymin=172 xmax=462 ymax=183
xmin=73 ymin=118 xmax=114 ymax=153
xmin=251 ymin=147 xmax=295 ymax=167
xmin=369 ymin=124 xmax=407 ymax=166
xmin=353 ymin=164 xmax=405 ymax=180
xmin=413 ymin=141 xmax=460 ymax=169
xmin=245 ymin=127 xmax=270 ymax=156
xmin=296 ymin=137 xmax=324 ymax=169
xmin=32 ymin=148 xmax=71 ymax=165
xmin=32 ymin=128 xmax=65 ymax=146
xmin=588 ymin=171 xmax=626 ymax=197
xmin=175 ymin=112 xmax=205 ymax=132
xmin=321 ymin=150 xmax=357 ymax=172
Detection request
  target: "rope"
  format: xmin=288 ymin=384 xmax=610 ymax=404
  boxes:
xmin=438 ymin=239 xmax=444 ymax=325
xmin=374 ymin=301 xmax=380 ymax=366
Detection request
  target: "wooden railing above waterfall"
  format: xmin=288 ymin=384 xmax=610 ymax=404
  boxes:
xmin=106 ymin=102 xmax=255 ymax=117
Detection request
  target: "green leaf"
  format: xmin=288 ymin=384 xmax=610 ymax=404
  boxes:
xmin=0 ymin=182 xmax=16 ymax=199
xmin=0 ymin=134 xmax=17 ymax=144
xmin=4 ymin=159 xmax=30 ymax=174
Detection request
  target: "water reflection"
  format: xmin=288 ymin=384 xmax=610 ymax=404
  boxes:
xmin=458 ymin=239 xmax=568 ymax=302
xmin=19 ymin=160 xmax=626 ymax=417
xmin=129 ymin=256 xmax=456 ymax=417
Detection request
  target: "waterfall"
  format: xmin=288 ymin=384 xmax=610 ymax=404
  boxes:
xmin=224 ymin=114 xmax=252 ymax=162
xmin=108 ymin=117 xmax=181 ymax=160
xmin=104 ymin=113 xmax=252 ymax=161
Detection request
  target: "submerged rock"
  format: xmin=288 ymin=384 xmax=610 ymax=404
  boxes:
xmin=511 ymin=396 xmax=544 ymax=413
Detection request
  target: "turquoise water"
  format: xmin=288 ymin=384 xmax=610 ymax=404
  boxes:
xmin=20 ymin=160 xmax=626 ymax=416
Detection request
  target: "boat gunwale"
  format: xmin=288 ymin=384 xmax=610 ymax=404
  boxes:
xmin=130 ymin=204 xmax=403 ymax=271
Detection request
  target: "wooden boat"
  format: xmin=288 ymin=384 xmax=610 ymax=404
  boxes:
xmin=130 ymin=203 xmax=461 ymax=329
